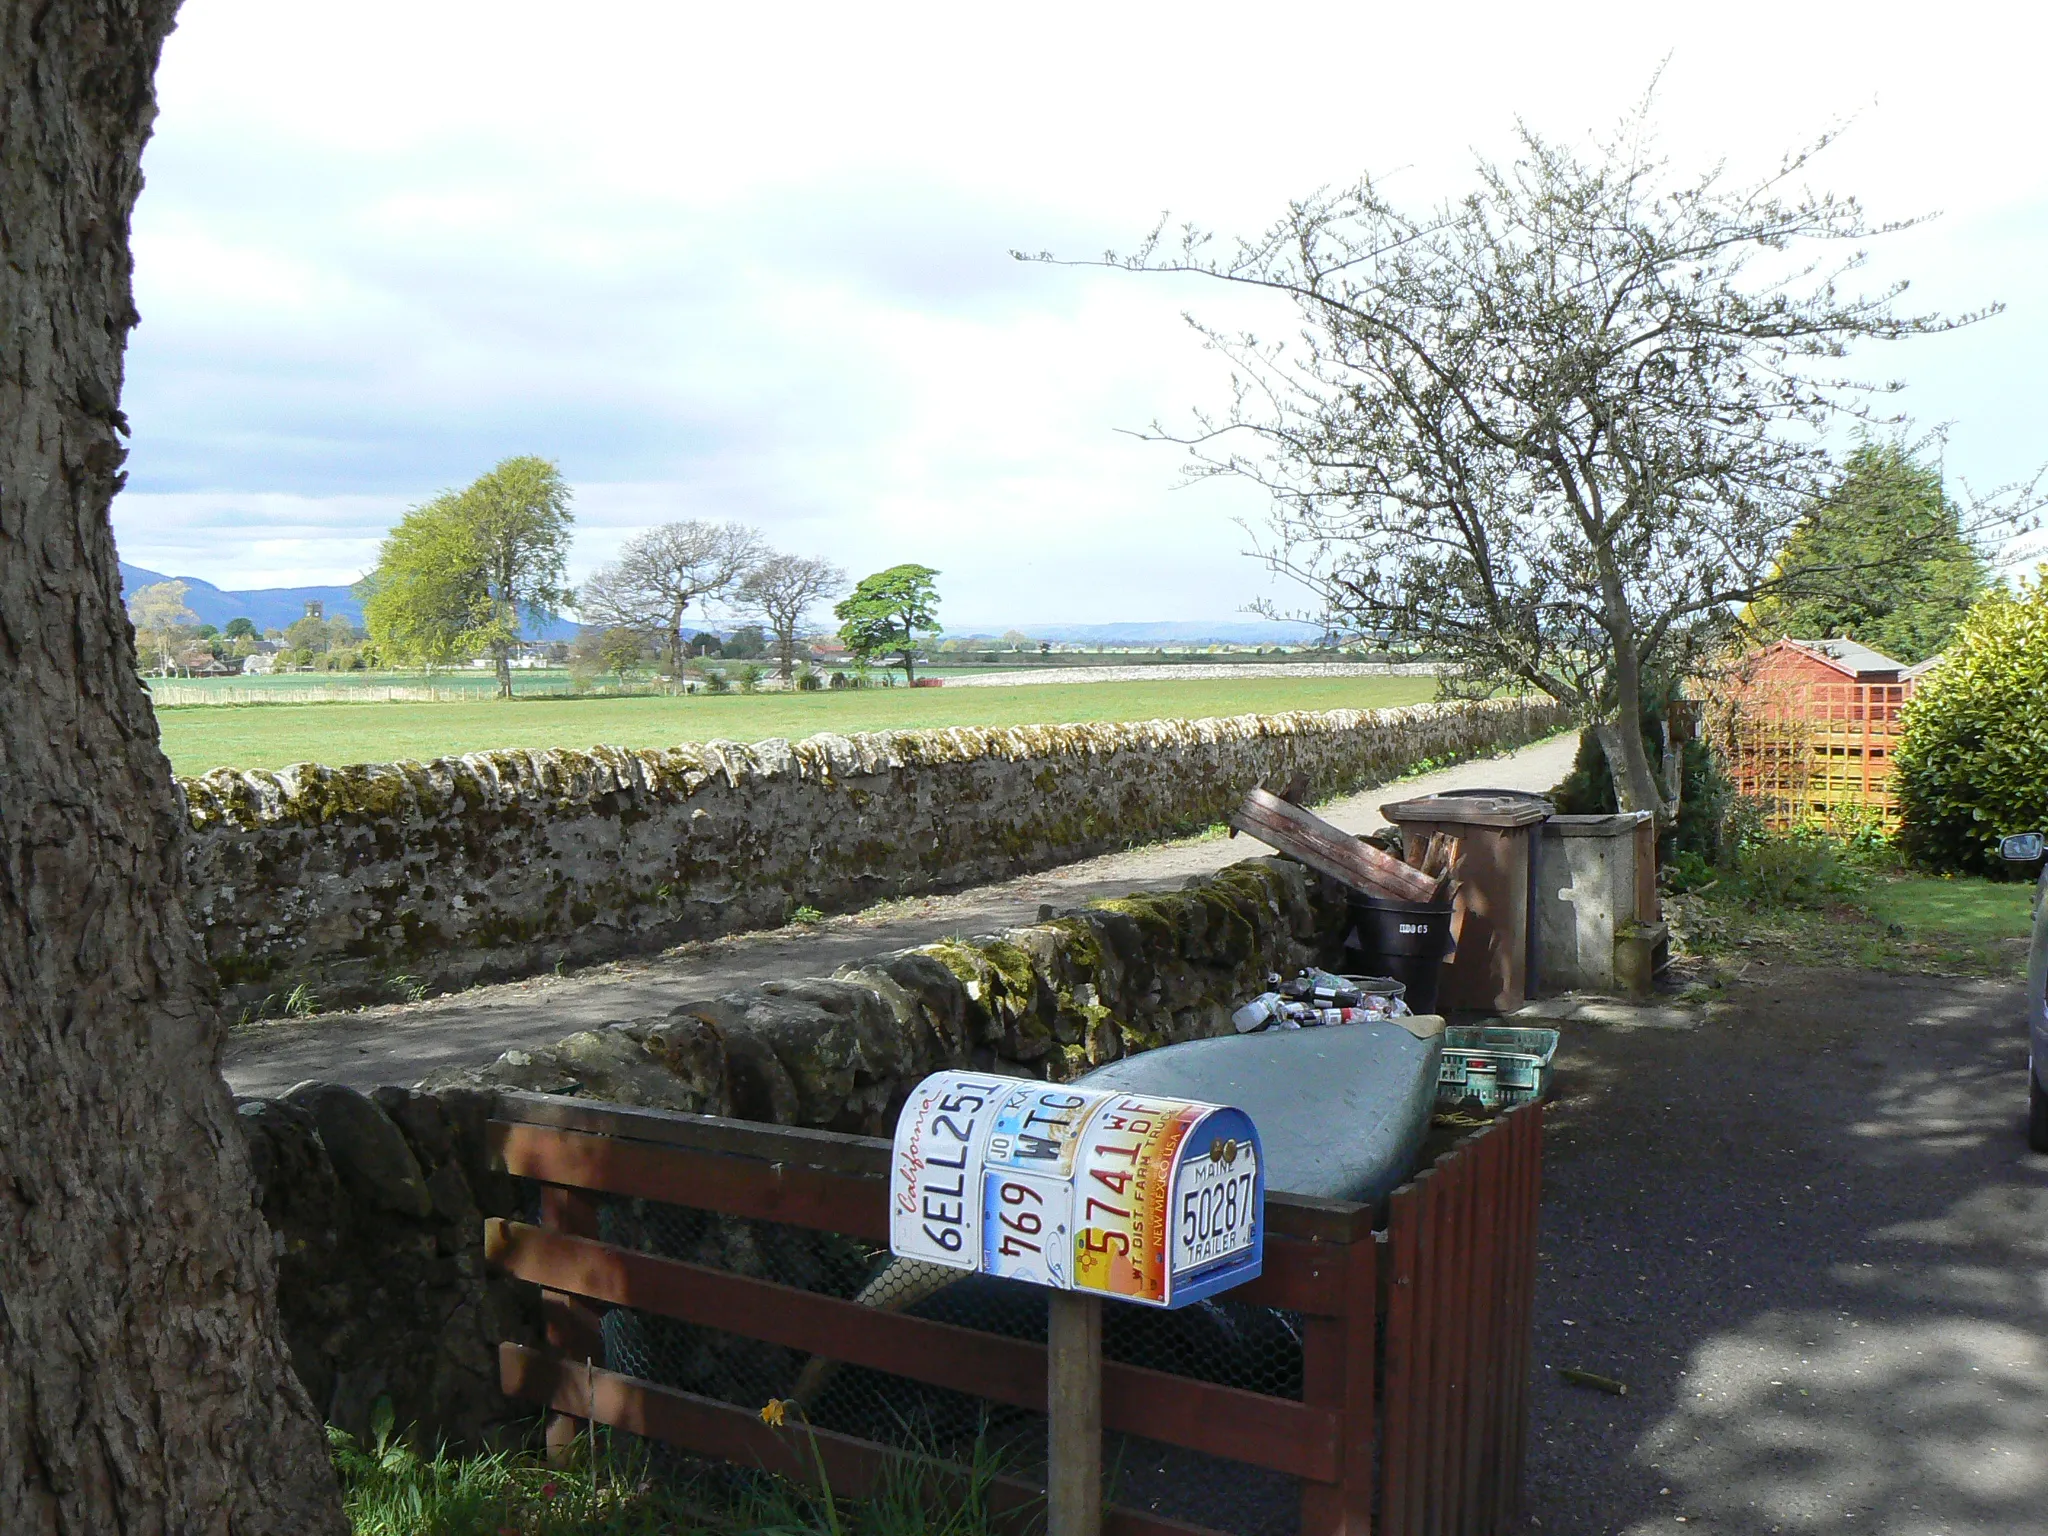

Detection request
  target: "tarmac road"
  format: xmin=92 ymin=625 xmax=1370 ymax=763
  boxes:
xmin=1524 ymin=965 xmax=2045 ymax=1534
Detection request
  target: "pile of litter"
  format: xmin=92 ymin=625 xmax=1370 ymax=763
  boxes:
xmin=1231 ymin=967 xmax=1413 ymax=1033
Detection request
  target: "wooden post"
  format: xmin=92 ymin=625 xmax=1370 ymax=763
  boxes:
xmin=1046 ymin=1290 xmax=1103 ymax=1536
xmin=539 ymin=1185 xmax=604 ymax=1465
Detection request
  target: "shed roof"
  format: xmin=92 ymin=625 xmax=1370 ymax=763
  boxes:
xmin=1780 ymin=637 xmax=1906 ymax=680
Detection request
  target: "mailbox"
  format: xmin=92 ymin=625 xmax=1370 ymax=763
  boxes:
xmin=889 ymin=1071 xmax=1264 ymax=1309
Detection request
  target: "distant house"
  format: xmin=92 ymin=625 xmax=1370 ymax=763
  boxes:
xmin=242 ymin=653 xmax=278 ymax=675
xmin=1724 ymin=637 xmax=1933 ymax=825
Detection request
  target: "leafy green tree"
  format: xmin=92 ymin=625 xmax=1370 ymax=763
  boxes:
xmin=835 ymin=564 xmax=941 ymax=682
xmin=283 ymin=614 xmax=331 ymax=654
xmin=125 ymin=580 xmax=194 ymax=674
xmin=1746 ymin=442 xmax=1988 ymax=663
xmin=222 ymin=615 xmax=258 ymax=640
xmin=363 ymin=456 xmax=574 ymax=696
xmin=568 ymin=624 xmax=648 ymax=688
xmin=1893 ymin=575 xmax=2048 ymax=873
xmin=1045 ymin=111 xmax=2028 ymax=818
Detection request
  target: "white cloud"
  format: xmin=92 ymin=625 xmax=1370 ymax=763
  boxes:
xmin=111 ymin=0 xmax=2048 ymax=623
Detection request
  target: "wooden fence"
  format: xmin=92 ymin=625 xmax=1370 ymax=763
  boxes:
xmin=1721 ymin=679 xmax=1911 ymax=827
xmin=485 ymin=1089 xmax=1544 ymax=1536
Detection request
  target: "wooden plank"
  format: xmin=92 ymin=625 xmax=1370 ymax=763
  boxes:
xmin=539 ymin=1185 xmax=604 ymax=1460
xmin=1265 ymin=1190 xmax=1376 ymax=1245
xmin=1232 ymin=1234 xmax=1351 ymax=1317
xmin=491 ymin=1121 xmax=893 ymax=1243
xmin=1497 ymin=1108 xmax=1533 ymax=1531
xmin=1507 ymin=1106 xmax=1544 ymax=1520
xmin=494 ymin=1095 xmax=1367 ymax=1240
xmin=494 ymin=1090 xmax=895 ymax=1176
xmin=1404 ymin=1167 xmax=1442 ymax=1536
xmin=501 ymin=1345 xmax=1244 ymax=1536
xmin=1379 ymin=1181 xmax=1422 ymax=1536
xmin=1295 ymin=1234 xmax=1377 ymax=1536
xmin=1474 ymin=1122 xmax=1507 ymax=1531
xmin=1422 ymin=1155 xmax=1459 ymax=1536
xmin=1047 ymin=1291 xmax=1103 ymax=1536
xmin=1231 ymin=787 xmax=1440 ymax=904
xmin=486 ymin=1219 xmax=1339 ymax=1481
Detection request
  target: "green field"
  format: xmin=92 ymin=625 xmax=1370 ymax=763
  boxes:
xmin=155 ymin=675 xmax=1438 ymax=776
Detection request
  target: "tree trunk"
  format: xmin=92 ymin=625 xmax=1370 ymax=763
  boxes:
xmin=1595 ymin=646 xmax=1671 ymax=820
xmin=0 ymin=4 xmax=346 ymax=1531
xmin=495 ymin=643 xmax=513 ymax=699
xmin=900 ymin=646 xmax=917 ymax=685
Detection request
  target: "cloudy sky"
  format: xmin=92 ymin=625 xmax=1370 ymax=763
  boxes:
xmin=112 ymin=0 xmax=2047 ymax=629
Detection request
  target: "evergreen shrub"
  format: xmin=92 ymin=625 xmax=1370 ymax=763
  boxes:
xmin=1894 ymin=575 xmax=2048 ymax=874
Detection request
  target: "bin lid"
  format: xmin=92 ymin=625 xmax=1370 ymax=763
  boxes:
xmin=1542 ymin=811 xmax=1653 ymax=836
xmin=1379 ymin=792 xmax=1553 ymax=829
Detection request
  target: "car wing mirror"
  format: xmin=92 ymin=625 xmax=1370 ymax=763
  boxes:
xmin=1999 ymin=832 xmax=2045 ymax=863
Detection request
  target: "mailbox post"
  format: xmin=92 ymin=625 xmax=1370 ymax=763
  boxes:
xmin=890 ymin=1073 xmax=1266 ymax=1536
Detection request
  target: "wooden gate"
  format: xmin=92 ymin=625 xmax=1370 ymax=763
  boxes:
xmin=485 ymin=1089 xmax=1543 ymax=1536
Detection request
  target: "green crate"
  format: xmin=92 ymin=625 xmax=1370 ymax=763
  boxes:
xmin=1436 ymin=1025 xmax=1561 ymax=1109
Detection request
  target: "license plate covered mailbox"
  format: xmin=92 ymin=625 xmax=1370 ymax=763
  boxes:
xmin=889 ymin=1071 xmax=1264 ymax=1309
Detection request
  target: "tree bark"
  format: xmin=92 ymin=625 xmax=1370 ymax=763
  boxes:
xmin=1594 ymin=645 xmax=1671 ymax=821
xmin=0 ymin=3 xmax=347 ymax=1530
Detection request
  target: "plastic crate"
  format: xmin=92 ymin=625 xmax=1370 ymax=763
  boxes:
xmin=1436 ymin=1025 xmax=1561 ymax=1109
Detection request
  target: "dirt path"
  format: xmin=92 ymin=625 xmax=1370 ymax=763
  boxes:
xmin=222 ymin=730 xmax=1579 ymax=1096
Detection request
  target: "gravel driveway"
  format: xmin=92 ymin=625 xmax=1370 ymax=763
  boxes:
xmin=1525 ymin=965 xmax=2044 ymax=1534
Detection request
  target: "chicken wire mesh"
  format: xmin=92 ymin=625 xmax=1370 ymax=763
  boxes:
xmin=585 ymin=1191 xmax=1307 ymax=1536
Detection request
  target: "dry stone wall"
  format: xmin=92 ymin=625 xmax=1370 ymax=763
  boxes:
xmin=186 ymin=697 xmax=1567 ymax=1011
xmin=239 ymin=854 xmax=1342 ymax=1449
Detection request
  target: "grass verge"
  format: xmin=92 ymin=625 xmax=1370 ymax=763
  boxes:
xmin=333 ymin=1410 xmax=1016 ymax=1536
xmin=1668 ymin=839 xmax=2032 ymax=979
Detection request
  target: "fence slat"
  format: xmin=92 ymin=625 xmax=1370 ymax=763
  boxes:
xmin=1378 ymin=1178 xmax=1423 ymax=1536
xmin=1501 ymin=1107 xmax=1535 ymax=1529
xmin=1507 ymin=1106 xmax=1544 ymax=1517
xmin=492 ymin=1121 xmax=893 ymax=1241
xmin=492 ymin=1095 xmax=1369 ymax=1243
xmin=1463 ymin=1132 xmax=1500 ymax=1536
xmin=1295 ymin=1234 xmax=1376 ymax=1536
xmin=538 ymin=1186 xmax=603 ymax=1459
xmin=487 ymin=1219 xmax=1340 ymax=1481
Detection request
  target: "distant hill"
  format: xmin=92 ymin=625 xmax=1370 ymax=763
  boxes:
xmin=957 ymin=619 xmax=1333 ymax=646
xmin=117 ymin=563 xmax=578 ymax=640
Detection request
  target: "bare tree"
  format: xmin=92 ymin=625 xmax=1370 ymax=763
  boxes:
xmin=1037 ymin=108 xmax=2015 ymax=817
xmin=579 ymin=520 xmax=765 ymax=678
xmin=739 ymin=553 xmax=847 ymax=680
xmin=0 ymin=1 xmax=345 ymax=1530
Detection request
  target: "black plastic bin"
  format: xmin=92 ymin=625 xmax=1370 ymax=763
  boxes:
xmin=1339 ymin=894 xmax=1456 ymax=1014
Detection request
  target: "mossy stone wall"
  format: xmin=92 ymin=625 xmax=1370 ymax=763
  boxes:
xmin=240 ymin=852 xmax=1342 ymax=1450
xmin=185 ymin=697 xmax=1568 ymax=1010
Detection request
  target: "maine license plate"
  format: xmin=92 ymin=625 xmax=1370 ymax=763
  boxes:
xmin=1172 ymin=1136 xmax=1260 ymax=1275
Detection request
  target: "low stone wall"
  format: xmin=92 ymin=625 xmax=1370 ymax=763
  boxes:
xmin=187 ymin=696 xmax=1567 ymax=1011
xmin=239 ymin=854 xmax=1340 ymax=1447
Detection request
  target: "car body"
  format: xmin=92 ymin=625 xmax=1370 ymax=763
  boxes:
xmin=1998 ymin=832 xmax=2048 ymax=1152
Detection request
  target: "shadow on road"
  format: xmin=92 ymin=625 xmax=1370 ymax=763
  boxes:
xmin=1525 ymin=968 xmax=2046 ymax=1535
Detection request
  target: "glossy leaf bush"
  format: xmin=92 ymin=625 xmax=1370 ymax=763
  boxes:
xmin=1893 ymin=576 xmax=2048 ymax=873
